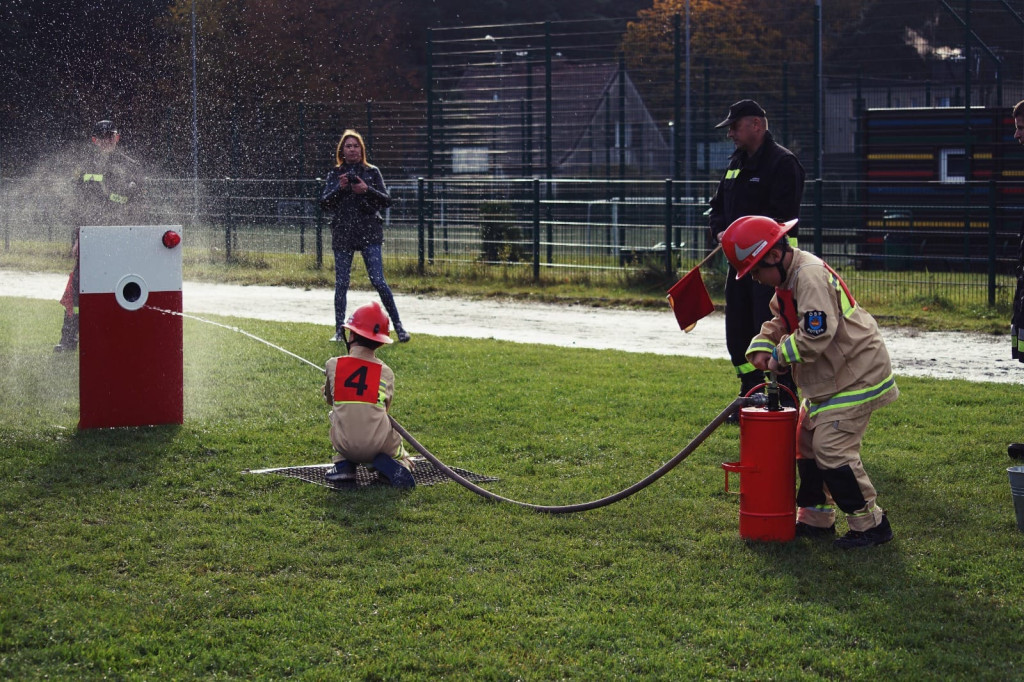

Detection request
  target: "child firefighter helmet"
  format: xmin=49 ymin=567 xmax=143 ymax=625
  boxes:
xmin=721 ymin=215 xmax=798 ymax=279
xmin=343 ymin=302 xmax=393 ymax=344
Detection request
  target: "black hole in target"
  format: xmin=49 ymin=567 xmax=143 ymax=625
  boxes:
xmin=123 ymin=281 xmax=142 ymax=302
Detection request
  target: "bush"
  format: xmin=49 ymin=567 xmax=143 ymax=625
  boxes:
xmin=479 ymin=200 xmax=524 ymax=263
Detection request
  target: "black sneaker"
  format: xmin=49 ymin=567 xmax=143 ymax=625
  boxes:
xmin=325 ymin=461 xmax=356 ymax=482
xmin=372 ymin=454 xmax=416 ymax=489
xmin=833 ymin=514 xmax=893 ymax=550
xmin=1009 ymin=443 xmax=1024 ymax=460
xmin=395 ymin=325 xmax=411 ymax=343
xmin=795 ymin=521 xmax=836 ymax=539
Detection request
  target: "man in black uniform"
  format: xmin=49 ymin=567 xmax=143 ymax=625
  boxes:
xmin=1010 ymin=101 xmax=1024 ymax=458
xmin=708 ymin=100 xmax=805 ymax=412
xmin=54 ymin=120 xmax=141 ymax=352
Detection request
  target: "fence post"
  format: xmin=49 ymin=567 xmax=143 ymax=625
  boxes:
xmin=224 ymin=189 xmax=233 ymax=263
xmin=703 ymin=59 xmax=710 ymax=175
xmin=525 ymin=63 xmax=534 ymax=176
xmin=544 ymin=23 xmax=554 ymax=264
xmin=426 ymin=30 xmax=435 ymax=182
xmin=664 ymin=178 xmax=674 ymax=276
xmin=417 ymin=177 xmax=425 ymax=274
xmin=813 ymin=0 xmax=823 ymax=182
xmin=365 ymin=100 xmax=374 ymax=158
xmin=988 ymin=179 xmax=997 ymax=306
xmin=428 ymin=181 xmax=435 ymax=264
xmin=0 ymin=130 xmax=6 ymax=252
xmin=298 ymin=180 xmax=306 ymax=256
xmin=544 ymin=22 xmax=553 ymax=183
xmin=813 ymin=178 xmax=823 ymax=257
xmin=533 ymin=178 xmax=541 ymax=282
xmin=618 ymin=51 xmax=626 ymax=182
xmin=673 ymin=13 xmax=681 ymax=182
xmin=782 ymin=62 xmax=790 ymax=146
xmin=314 ymin=180 xmax=323 ymax=270
xmin=297 ymin=103 xmax=306 ymax=178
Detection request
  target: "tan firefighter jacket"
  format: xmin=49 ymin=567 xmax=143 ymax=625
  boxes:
xmin=745 ymin=249 xmax=898 ymax=427
xmin=323 ymin=345 xmax=402 ymax=463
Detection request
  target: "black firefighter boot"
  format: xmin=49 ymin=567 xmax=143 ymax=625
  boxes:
xmin=54 ymin=313 xmax=79 ymax=353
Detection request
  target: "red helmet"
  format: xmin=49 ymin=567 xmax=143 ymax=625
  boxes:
xmin=343 ymin=302 xmax=393 ymax=344
xmin=721 ymin=215 xmax=798 ymax=279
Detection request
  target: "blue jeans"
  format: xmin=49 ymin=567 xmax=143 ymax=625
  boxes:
xmin=333 ymin=244 xmax=402 ymax=333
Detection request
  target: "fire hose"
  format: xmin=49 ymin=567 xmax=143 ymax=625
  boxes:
xmin=389 ymin=393 xmax=768 ymax=514
xmin=163 ymin=308 xmax=772 ymax=513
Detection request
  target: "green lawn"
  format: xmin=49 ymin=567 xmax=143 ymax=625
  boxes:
xmin=1 ymin=296 xmax=1022 ymax=680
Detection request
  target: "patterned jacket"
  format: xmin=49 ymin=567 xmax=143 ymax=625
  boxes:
xmin=319 ymin=163 xmax=392 ymax=251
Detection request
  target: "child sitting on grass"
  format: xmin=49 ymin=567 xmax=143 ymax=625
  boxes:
xmin=322 ymin=302 xmax=414 ymax=488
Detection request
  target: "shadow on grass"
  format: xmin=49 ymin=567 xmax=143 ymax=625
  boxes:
xmin=317 ymin=481 xmax=411 ymax=536
xmin=736 ymin=474 xmax=1022 ymax=673
xmin=38 ymin=424 xmax=181 ymax=491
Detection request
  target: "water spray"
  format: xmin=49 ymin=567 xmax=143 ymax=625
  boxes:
xmin=146 ymin=306 xmax=323 ymax=373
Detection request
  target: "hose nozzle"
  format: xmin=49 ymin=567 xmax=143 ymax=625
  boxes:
xmin=766 ymin=371 xmax=781 ymax=411
xmin=744 ymin=393 xmax=769 ymax=408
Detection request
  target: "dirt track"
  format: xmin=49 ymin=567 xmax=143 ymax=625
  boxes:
xmin=2 ymin=269 xmax=1020 ymax=384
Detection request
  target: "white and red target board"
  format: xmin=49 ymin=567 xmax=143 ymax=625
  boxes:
xmin=78 ymin=225 xmax=184 ymax=429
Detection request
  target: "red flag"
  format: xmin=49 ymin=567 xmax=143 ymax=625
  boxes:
xmin=667 ymin=266 xmax=715 ymax=333
xmin=59 ymin=272 xmax=75 ymax=316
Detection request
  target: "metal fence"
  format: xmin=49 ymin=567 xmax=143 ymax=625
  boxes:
xmin=4 ymin=5 xmax=1023 ymax=183
xmin=3 ymin=7 xmax=1023 ymax=310
xmin=3 ymin=175 xmax=1018 ymax=309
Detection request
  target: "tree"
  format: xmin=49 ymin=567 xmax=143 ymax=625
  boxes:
xmin=620 ymin=0 xmax=815 ymax=118
xmin=825 ymin=0 xmax=1024 ymax=83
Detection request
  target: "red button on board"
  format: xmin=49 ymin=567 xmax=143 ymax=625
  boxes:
xmin=162 ymin=230 xmax=181 ymax=248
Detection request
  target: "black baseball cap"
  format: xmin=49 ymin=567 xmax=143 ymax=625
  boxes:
xmin=715 ymin=100 xmax=767 ymax=129
xmin=92 ymin=120 xmax=117 ymax=138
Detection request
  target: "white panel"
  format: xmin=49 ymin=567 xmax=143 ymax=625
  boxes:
xmin=79 ymin=225 xmax=183 ymax=295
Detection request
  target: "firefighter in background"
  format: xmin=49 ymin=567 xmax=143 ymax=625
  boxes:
xmin=1010 ymin=101 xmax=1024 ymax=459
xmin=54 ymin=120 xmax=141 ymax=352
xmin=724 ymin=215 xmax=897 ymax=549
xmin=708 ymin=100 xmax=805 ymax=418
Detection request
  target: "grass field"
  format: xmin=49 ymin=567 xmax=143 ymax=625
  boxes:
xmin=2 ymin=296 xmax=1023 ymax=680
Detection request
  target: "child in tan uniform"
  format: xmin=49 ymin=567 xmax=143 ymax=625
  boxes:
xmin=323 ymin=301 xmax=414 ymax=488
xmin=722 ymin=215 xmax=897 ymax=549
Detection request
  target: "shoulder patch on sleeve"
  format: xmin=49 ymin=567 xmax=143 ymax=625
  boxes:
xmin=804 ymin=310 xmax=827 ymax=336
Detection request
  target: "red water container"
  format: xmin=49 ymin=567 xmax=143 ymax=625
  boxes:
xmin=722 ymin=399 xmax=797 ymax=542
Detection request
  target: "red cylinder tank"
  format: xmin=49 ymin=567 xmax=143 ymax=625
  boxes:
xmin=722 ymin=402 xmax=797 ymax=542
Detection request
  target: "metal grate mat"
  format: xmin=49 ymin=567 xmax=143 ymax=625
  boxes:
xmin=244 ymin=457 xmax=499 ymax=489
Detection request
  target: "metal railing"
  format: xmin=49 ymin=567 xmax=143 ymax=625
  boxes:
xmin=2 ymin=176 xmax=1019 ymax=309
